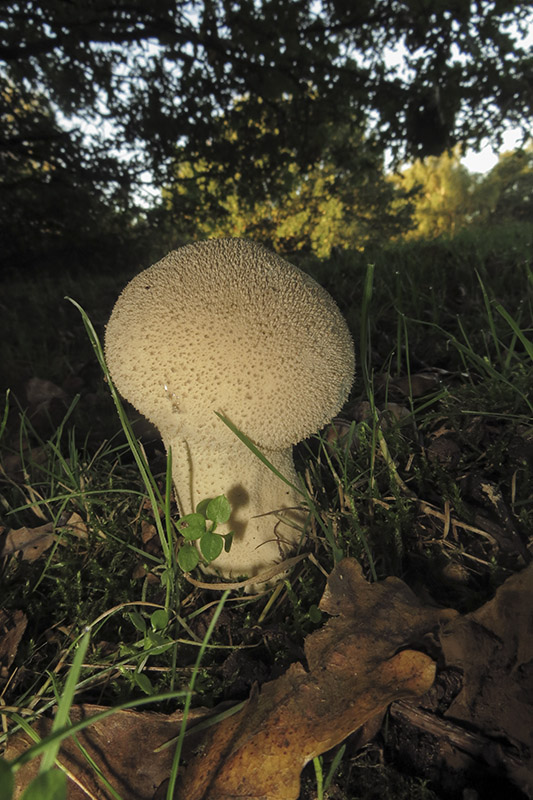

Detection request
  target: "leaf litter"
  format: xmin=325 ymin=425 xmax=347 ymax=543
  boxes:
xmin=5 ymin=554 xmax=530 ymax=799
xmin=173 ymin=558 xmax=455 ymax=800
xmin=1 ymin=513 xmax=88 ymax=563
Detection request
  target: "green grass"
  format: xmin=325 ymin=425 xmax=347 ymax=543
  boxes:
xmin=1 ymin=221 xmax=532 ymax=799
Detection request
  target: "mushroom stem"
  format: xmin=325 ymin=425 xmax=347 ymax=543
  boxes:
xmin=168 ymin=431 xmax=305 ymax=577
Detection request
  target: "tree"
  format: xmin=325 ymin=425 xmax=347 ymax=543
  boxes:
xmin=473 ymin=146 xmax=533 ymax=224
xmin=389 ymin=142 xmax=533 ymax=241
xmin=393 ymin=146 xmax=475 ymax=239
xmin=1 ymin=0 xmax=531 ymax=207
xmin=0 ymin=78 xmax=144 ymax=269
xmin=165 ymin=102 xmax=412 ymax=255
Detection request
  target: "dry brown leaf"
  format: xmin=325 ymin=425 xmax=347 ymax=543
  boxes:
xmin=16 ymin=377 xmax=70 ymax=438
xmin=386 ymin=562 xmax=533 ymax=797
xmin=1 ymin=523 xmax=56 ymax=562
xmin=373 ymin=372 xmax=442 ymax=399
xmin=439 ymin=561 xmax=533 ymax=795
xmin=1 ymin=515 xmax=89 ymax=562
xmin=392 ymin=373 xmax=441 ymax=397
xmin=0 ymin=444 xmax=48 ymax=481
xmin=141 ymin=520 xmax=158 ymax=544
xmin=176 ymin=558 xmax=456 ymax=800
xmin=5 ymin=560 xmax=457 ymax=800
xmin=0 ymin=609 xmax=27 ymax=675
xmin=5 ymin=704 xmax=212 ymax=800
xmin=61 ymin=512 xmax=88 ymax=540
xmin=25 ymin=377 xmax=68 ymax=408
xmin=177 ymin=651 xmax=436 ymax=800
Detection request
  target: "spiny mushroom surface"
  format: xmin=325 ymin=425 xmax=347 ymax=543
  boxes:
xmin=105 ymin=238 xmax=355 ymax=578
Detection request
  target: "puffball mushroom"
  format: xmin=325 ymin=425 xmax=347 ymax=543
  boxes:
xmin=105 ymin=238 xmax=354 ymax=579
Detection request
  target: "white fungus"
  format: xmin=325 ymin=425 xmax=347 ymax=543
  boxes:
xmin=105 ymin=238 xmax=355 ymax=579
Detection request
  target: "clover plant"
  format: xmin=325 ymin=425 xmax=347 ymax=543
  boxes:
xmin=177 ymin=494 xmax=234 ymax=572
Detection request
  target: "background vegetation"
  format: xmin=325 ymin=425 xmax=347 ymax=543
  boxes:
xmin=1 ymin=0 xmax=532 ymax=270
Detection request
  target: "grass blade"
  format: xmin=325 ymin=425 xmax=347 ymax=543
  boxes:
xmin=21 ymin=768 xmax=66 ymax=799
xmin=360 ymin=263 xmax=375 ymax=399
xmin=495 ymin=303 xmax=533 ymax=362
xmin=166 ymin=590 xmax=230 ymax=799
xmin=0 ymin=389 xmax=10 ymax=443
xmin=214 ymin=412 xmax=304 ymax=495
xmin=39 ymin=629 xmax=91 ymax=774
xmin=476 ymin=270 xmax=502 ymax=365
xmin=0 ymin=758 xmax=14 ymax=800
xmin=8 ymin=691 xmax=187 ymax=771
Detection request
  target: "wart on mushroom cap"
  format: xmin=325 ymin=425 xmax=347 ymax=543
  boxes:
xmin=105 ymin=238 xmax=355 ymax=579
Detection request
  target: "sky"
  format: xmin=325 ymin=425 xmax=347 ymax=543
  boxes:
xmin=382 ymin=17 xmax=533 ymax=175
xmin=461 ymin=128 xmax=529 ymax=174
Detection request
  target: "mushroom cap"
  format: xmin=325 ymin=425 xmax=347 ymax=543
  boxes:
xmin=105 ymin=238 xmax=354 ymax=449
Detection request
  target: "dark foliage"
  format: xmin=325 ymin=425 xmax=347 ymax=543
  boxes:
xmin=1 ymin=1 xmax=531 ymax=268
xmin=2 ymin=0 xmax=531 ymax=188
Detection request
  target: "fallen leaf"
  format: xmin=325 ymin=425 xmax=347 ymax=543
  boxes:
xmin=0 ymin=609 xmax=27 ymax=675
xmin=392 ymin=372 xmax=441 ymax=397
xmin=386 ymin=562 xmax=533 ymax=798
xmin=61 ymin=512 xmax=88 ymax=540
xmin=426 ymin=436 xmax=461 ymax=467
xmin=3 ymin=560 xmax=458 ymax=800
xmin=461 ymin=472 xmax=530 ymax=561
xmin=5 ymin=704 xmax=213 ymax=800
xmin=24 ymin=377 xmax=69 ymax=435
xmin=439 ymin=562 xmax=533 ymax=796
xmin=374 ymin=372 xmax=442 ymax=399
xmin=1 ymin=515 xmax=89 ymax=562
xmin=175 ymin=559 xmax=456 ymax=800
xmin=141 ymin=520 xmax=158 ymax=544
xmin=1 ymin=444 xmax=48 ymax=481
xmin=1 ymin=523 xmax=56 ymax=562
xmin=25 ymin=377 xmax=68 ymax=408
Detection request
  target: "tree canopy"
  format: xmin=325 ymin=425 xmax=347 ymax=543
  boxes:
xmin=164 ymin=100 xmax=414 ymax=255
xmin=391 ymin=143 xmax=533 ymax=241
xmin=1 ymin=1 xmax=532 ymax=267
xmin=2 ymin=0 xmax=532 ymax=199
xmin=0 ymin=79 xmax=145 ymax=267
